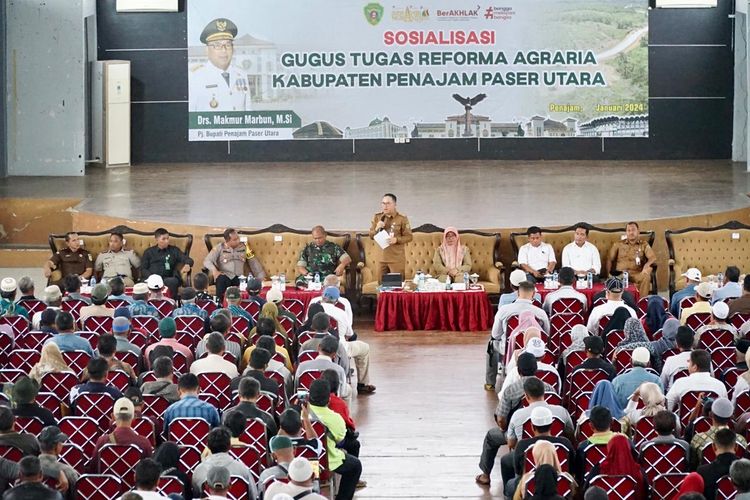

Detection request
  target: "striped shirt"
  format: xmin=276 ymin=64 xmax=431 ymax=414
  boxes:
xmin=162 ymin=395 xmax=220 ymax=435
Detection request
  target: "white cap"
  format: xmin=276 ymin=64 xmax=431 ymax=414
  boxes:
xmin=632 ymin=347 xmax=650 ymax=365
xmin=266 ymin=288 xmax=283 ymax=304
xmin=43 ymin=285 xmax=62 ymax=302
xmin=525 ymin=337 xmax=546 ymax=358
xmin=510 ymin=269 xmax=527 ymax=287
xmin=146 ymin=274 xmax=164 ymax=290
xmin=287 ymin=457 xmax=314 ymax=482
xmin=682 ymin=268 xmax=702 ymax=282
xmin=712 ymin=301 xmax=730 ymax=320
xmin=696 ymin=282 xmax=712 ymax=299
xmin=530 ymin=406 xmax=553 ymax=426
xmin=0 ymin=278 xmax=17 ymax=293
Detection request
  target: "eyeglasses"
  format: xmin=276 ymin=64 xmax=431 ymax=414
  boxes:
xmin=208 ymin=41 xmax=233 ymax=50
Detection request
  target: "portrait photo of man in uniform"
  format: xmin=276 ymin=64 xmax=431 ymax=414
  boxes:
xmin=189 ymin=17 xmax=250 ymax=112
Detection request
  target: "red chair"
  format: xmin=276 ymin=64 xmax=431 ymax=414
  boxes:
xmin=661 ymin=347 xmax=681 ymax=365
xmin=157 ymin=475 xmax=185 ymax=496
xmin=522 ymin=392 xmax=563 ymax=408
xmin=679 ymin=296 xmax=697 ymax=312
xmin=523 ymin=441 xmax=570 ymax=473
xmin=197 ymin=372 xmax=232 ymax=411
xmin=98 ymin=443 xmax=143 ymax=488
xmin=195 ymin=299 xmax=218 ymax=316
xmin=148 ymin=299 xmax=175 ymax=317
xmin=297 ymin=369 xmax=324 ymax=391
xmin=40 ymin=371 xmax=79 ymax=401
xmin=238 ymin=417 xmax=268 ymax=454
xmin=58 ymin=442 xmax=87 ymax=474
xmin=81 ymin=315 xmax=113 ymax=334
xmin=278 ymin=316 xmax=295 ymax=336
xmin=730 ymin=313 xmax=750 ymax=331
xmin=736 ymin=392 xmax=750 ymax=417
xmin=36 ymin=392 xmax=63 ymax=420
xmin=725 ymin=367 xmax=742 ymax=394
xmin=564 ymin=350 xmax=587 ymax=376
xmin=0 ymin=445 xmax=23 ymax=461
xmin=105 ymin=299 xmax=129 ymax=310
xmin=140 ymin=371 xmax=179 ymax=384
xmin=581 ymin=443 xmax=608 ymax=473
xmin=549 ymin=313 xmax=585 ymax=356
xmin=702 ymin=441 xmax=745 ymax=465
xmin=611 ymin=348 xmax=634 ymax=374
xmin=142 ymin=394 xmax=170 ymax=422
xmin=73 ymin=393 xmax=116 ymax=431
xmin=175 ymin=315 xmax=205 ymax=337
xmin=230 ymin=316 xmax=250 ymax=334
xmin=61 ymin=299 xmax=87 ymax=322
xmin=597 ymin=315 xmax=613 ymax=336
xmin=698 ymin=328 xmax=736 ymax=350
xmin=228 ymin=445 xmax=263 ymax=481
xmin=61 ymin=350 xmax=92 ymax=376
xmin=296 ymin=330 xmax=316 ymax=347
xmin=603 ymin=329 xmax=626 ymax=357
xmin=686 ymin=312 xmax=712 ymax=330
xmin=551 ymin=298 xmax=585 ymax=315
xmin=669 ymin=367 xmax=690 ymax=388
xmin=127 ymin=330 xmax=149 ymax=350
xmin=76 ymin=474 xmax=124 ymax=500
xmin=0 ymin=369 xmax=27 ymax=384
xmin=588 ymin=474 xmax=639 ymax=499
xmin=284 ymin=298 xmax=305 ymax=322
xmin=14 ymin=416 xmax=44 ymax=436
xmin=639 ymin=441 xmax=689 ymax=482
xmin=239 ymin=300 xmax=261 ymax=320
xmin=6 ymin=349 xmax=40 ymax=372
xmin=20 ymin=299 xmax=46 ymax=316
xmin=202 ymin=475 xmax=250 ymax=500
xmin=692 ymin=416 xmax=713 ymax=435
xmin=521 ymin=416 xmax=565 ymax=440
xmin=106 ymin=370 xmax=131 ymax=392
xmin=652 ymin=473 xmax=688 ymax=500
xmin=523 ymin=472 xmax=574 ymax=497
xmin=253 ymin=391 xmax=277 ymax=417
xmin=178 ymin=445 xmax=202 ymax=479
xmin=114 ymin=350 xmax=139 ymax=371
xmin=637 ymin=295 xmax=668 ymax=318
xmin=535 ymin=369 xmax=561 ymax=393
xmin=632 ymin=416 xmax=657 ymax=449
xmin=132 ymin=315 xmax=159 ymax=336
xmin=712 ymin=347 xmax=738 ymax=374
xmin=15 ymin=330 xmax=52 ymax=350
xmin=717 ymin=474 xmax=738 ymax=499
xmin=567 ymin=369 xmax=609 ymax=414
xmin=297 ymin=351 xmax=318 ymax=364
xmin=0 ymin=315 xmax=29 ymax=337
xmin=174 ymin=330 xmax=199 ymax=350
xmin=679 ymin=390 xmax=719 ymax=428
xmin=168 ymin=417 xmax=210 ymax=447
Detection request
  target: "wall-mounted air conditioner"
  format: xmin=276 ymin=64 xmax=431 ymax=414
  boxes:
xmin=116 ymin=0 xmax=178 ymax=13
xmin=654 ymin=0 xmax=717 ymax=7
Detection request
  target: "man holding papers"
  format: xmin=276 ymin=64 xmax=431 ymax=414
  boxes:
xmin=368 ymin=193 xmax=413 ymax=281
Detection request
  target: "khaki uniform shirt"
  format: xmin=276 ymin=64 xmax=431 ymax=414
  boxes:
xmin=608 ymin=238 xmax=655 ymax=274
xmin=94 ymin=250 xmax=140 ymax=279
xmin=50 ymin=248 xmax=93 ymax=277
xmin=368 ymin=211 xmax=413 ymax=263
xmin=204 ymin=242 xmax=260 ymax=280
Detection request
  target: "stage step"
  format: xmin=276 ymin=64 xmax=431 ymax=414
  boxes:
xmin=0 ymin=246 xmax=50 ymax=268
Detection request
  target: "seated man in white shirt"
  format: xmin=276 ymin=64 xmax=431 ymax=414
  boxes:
xmin=308 ymin=275 xmax=353 ymax=326
xmin=586 ymin=277 xmax=637 ymax=334
xmin=487 ymin=281 xmax=549 ymax=391
xmin=517 ymin=226 xmax=556 ymax=283
xmin=561 ymin=223 xmax=602 ymax=279
xmin=660 ymin=326 xmax=695 ymax=390
xmin=190 ymin=332 xmax=239 ymax=378
xmin=694 ymin=301 xmax=740 ymax=346
xmin=542 ymin=266 xmax=588 ymax=315
xmin=666 ymin=349 xmax=727 ymax=412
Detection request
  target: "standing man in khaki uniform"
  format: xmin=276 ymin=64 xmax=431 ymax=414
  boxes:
xmin=94 ymin=232 xmax=141 ymax=286
xmin=368 ymin=193 xmax=412 ymax=281
xmin=608 ymin=221 xmax=656 ymax=297
xmin=204 ymin=228 xmax=266 ymax=302
xmin=43 ymin=232 xmax=93 ymax=287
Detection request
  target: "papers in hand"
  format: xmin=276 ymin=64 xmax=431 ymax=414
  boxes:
xmin=374 ymin=230 xmax=391 ymax=249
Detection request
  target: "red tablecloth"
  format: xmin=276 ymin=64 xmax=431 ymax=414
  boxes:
xmin=374 ymin=290 xmax=491 ymax=332
xmin=534 ymin=283 xmax=640 ymax=305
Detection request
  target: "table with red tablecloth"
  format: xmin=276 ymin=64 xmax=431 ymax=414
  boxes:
xmin=534 ymin=283 xmax=640 ymax=306
xmin=374 ymin=289 xmax=491 ymax=332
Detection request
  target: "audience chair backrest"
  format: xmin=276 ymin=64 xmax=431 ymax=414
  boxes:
xmin=588 ymin=474 xmax=639 ymax=500
xmin=639 ymin=441 xmax=689 ymax=482
xmin=75 ymin=474 xmax=124 ymax=500
xmin=716 ymin=474 xmax=739 ymax=500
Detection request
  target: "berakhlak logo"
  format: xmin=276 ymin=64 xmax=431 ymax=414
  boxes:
xmin=364 ymin=2 xmax=384 ymax=25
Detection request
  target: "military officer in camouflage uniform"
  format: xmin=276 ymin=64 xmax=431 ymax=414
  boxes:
xmin=94 ymin=232 xmax=141 ymax=286
xmin=44 ymin=232 xmax=93 ymax=287
xmin=204 ymin=228 xmax=266 ymax=302
xmin=608 ymin=221 xmax=656 ymax=297
xmin=189 ymin=18 xmax=250 ymax=112
xmin=368 ymin=193 xmax=413 ymax=281
xmin=295 ymin=226 xmax=351 ymax=287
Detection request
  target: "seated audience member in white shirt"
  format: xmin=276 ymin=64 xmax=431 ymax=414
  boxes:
xmin=542 ymin=266 xmax=588 ymax=315
xmin=586 ymin=277 xmax=637 ymax=334
xmin=517 ymin=226 xmax=556 ymax=282
xmin=660 ymin=325 xmax=695 ymax=390
xmin=189 ymin=332 xmax=239 ymax=378
xmin=665 ymin=349 xmax=727 ymax=412
xmin=308 ymin=274 xmax=353 ymax=326
xmin=562 ymin=223 xmax=602 ymax=278
xmin=711 ymin=265 xmax=743 ymax=305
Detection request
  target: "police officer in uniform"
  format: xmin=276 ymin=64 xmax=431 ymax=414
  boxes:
xmin=203 ymin=228 xmax=266 ymax=302
xmin=190 ymin=18 xmax=250 ymax=112
xmin=368 ymin=193 xmax=413 ymax=281
xmin=94 ymin=232 xmax=141 ymax=286
xmin=43 ymin=232 xmax=93 ymax=287
xmin=608 ymin=221 xmax=656 ymax=297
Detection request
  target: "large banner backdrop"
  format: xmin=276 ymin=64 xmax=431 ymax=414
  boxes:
xmin=187 ymin=1 xmax=648 ymax=141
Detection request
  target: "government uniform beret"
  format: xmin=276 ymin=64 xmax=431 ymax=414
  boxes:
xmin=200 ymin=18 xmax=238 ymax=44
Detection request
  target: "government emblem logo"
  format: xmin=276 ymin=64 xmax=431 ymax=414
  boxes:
xmin=364 ymin=3 xmax=384 ymax=25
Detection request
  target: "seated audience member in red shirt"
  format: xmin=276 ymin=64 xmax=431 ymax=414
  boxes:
xmin=90 ymin=397 xmax=153 ymax=472
xmin=321 ymin=369 xmax=360 ymax=458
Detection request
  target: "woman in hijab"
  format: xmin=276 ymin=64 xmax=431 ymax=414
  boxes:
xmin=623 ymin=382 xmax=677 ymax=434
xmin=616 ymin=318 xmax=655 ymax=359
xmin=601 ymin=307 xmax=633 ymax=337
xmin=514 ymin=440 xmax=576 ymax=500
xmin=673 ymin=472 xmax=704 ymax=500
xmin=249 ymin=302 xmax=288 ymax=348
xmin=524 ymin=464 xmax=565 ymax=500
xmin=500 ymin=328 xmax=544 ymax=399
xmin=649 ymin=317 xmax=680 ymax=361
xmin=506 ymin=311 xmax=544 ymax=365
xmin=579 ymin=380 xmax=625 ymax=426
xmin=153 ymin=441 xmax=191 ymax=500
xmin=642 ymin=296 xmax=669 ymax=336
xmin=432 ymin=227 xmax=472 ymax=283
xmin=28 ymin=342 xmax=71 ymax=384
xmin=585 ymin=434 xmax=645 ymax=497
xmin=558 ymin=324 xmax=588 ymax=380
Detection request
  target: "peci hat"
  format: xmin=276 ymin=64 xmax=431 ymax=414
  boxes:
xmin=510 ymin=269 xmax=527 ymax=287
xmin=158 ymin=317 xmax=176 ymax=338
xmin=38 ymin=426 xmax=69 ymax=446
xmin=180 ymin=287 xmax=197 ymax=301
xmin=132 ymin=283 xmax=149 ymax=295
xmin=112 ymin=316 xmax=130 ymax=333
xmin=682 ymin=268 xmax=702 ymax=282
xmin=584 ymin=335 xmax=604 ymax=355
xmin=711 ymin=397 xmax=733 ymax=419
xmin=605 ymin=278 xmax=623 ymax=293
xmin=113 ymin=397 xmax=134 ymax=418
xmin=12 ymin=376 xmax=39 ymax=404
xmin=44 ymin=285 xmax=63 ymax=302
xmin=225 ymin=286 xmax=241 ymax=300
xmin=0 ymin=278 xmax=17 ymax=293
xmin=631 ymin=347 xmax=650 ymax=365
xmin=525 ymin=337 xmax=546 ymax=358
xmin=247 ymin=278 xmax=262 ymax=293
xmin=266 ymin=288 xmax=283 ymax=304
xmin=323 ymin=286 xmax=340 ymax=301
xmin=269 ymin=435 xmax=293 ymax=452
xmin=712 ymin=301 xmax=730 ymax=320
xmin=530 ymin=406 xmax=553 ymax=427
xmin=696 ymin=282 xmax=713 ymax=299
xmin=90 ymin=283 xmax=109 ymax=301
xmin=146 ymin=274 xmax=164 ymax=290
xmin=288 ymin=457 xmax=314 ymax=482
xmin=206 ymin=465 xmax=231 ymax=490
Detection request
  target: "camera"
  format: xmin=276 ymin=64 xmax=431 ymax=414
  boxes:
xmin=296 ymin=390 xmax=309 ymax=403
